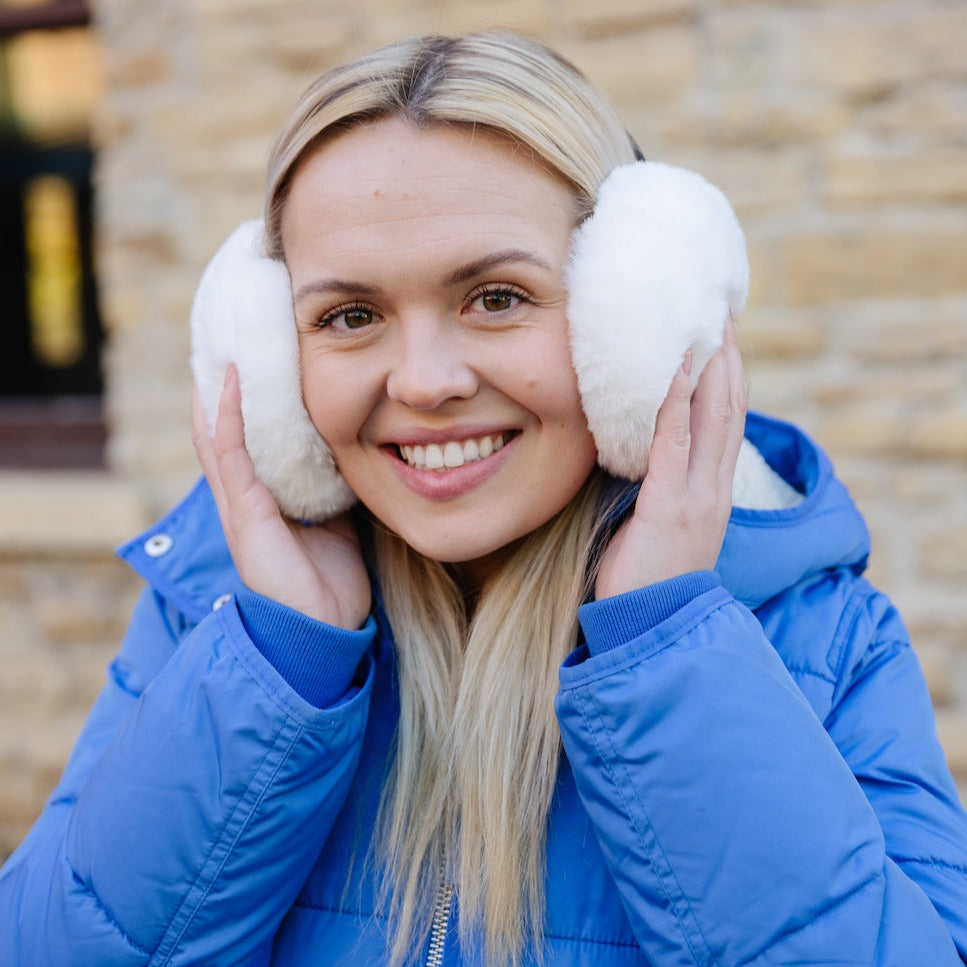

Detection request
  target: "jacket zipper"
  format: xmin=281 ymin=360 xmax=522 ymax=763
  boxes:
xmin=424 ymin=880 xmax=455 ymax=967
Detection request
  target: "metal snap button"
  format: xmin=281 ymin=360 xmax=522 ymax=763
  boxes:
xmin=212 ymin=593 xmax=232 ymax=611
xmin=144 ymin=533 xmax=174 ymax=557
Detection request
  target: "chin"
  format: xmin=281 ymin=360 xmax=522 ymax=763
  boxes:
xmin=389 ymin=526 xmax=519 ymax=579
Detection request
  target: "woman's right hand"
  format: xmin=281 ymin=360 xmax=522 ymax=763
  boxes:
xmin=192 ymin=366 xmax=371 ymax=630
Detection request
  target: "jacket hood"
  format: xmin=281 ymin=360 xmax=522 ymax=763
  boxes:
xmin=719 ymin=411 xmax=869 ymax=609
xmin=600 ymin=411 xmax=870 ymax=611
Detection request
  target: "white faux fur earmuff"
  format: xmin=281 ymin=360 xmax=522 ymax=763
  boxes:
xmin=190 ymin=219 xmax=356 ymax=521
xmin=190 ymin=161 xmax=766 ymax=522
xmin=567 ymin=161 xmax=748 ymax=479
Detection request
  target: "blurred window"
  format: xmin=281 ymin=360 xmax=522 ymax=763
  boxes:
xmin=0 ymin=1 xmax=104 ymax=467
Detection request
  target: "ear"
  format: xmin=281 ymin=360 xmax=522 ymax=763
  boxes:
xmin=566 ymin=161 xmax=748 ymax=479
xmin=189 ymin=220 xmax=356 ymax=521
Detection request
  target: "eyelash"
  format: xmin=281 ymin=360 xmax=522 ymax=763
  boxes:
xmin=465 ymin=283 xmax=531 ymax=314
xmin=315 ymin=302 xmax=381 ymax=331
xmin=313 ymin=283 xmax=532 ymax=331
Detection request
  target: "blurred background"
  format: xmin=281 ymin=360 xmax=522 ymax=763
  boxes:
xmin=0 ymin=0 xmax=964 ymax=861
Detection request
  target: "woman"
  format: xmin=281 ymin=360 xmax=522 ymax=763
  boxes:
xmin=2 ymin=32 xmax=966 ymax=966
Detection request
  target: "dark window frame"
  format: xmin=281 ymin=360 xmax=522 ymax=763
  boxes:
xmin=1 ymin=0 xmax=104 ymax=470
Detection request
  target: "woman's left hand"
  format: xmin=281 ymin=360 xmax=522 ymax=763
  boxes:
xmin=595 ymin=317 xmax=747 ymax=600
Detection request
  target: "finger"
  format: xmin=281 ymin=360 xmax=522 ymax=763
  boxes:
xmin=718 ymin=318 xmax=748 ymax=486
xmin=191 ymin=381 xmax=229 ymax=517
xmin=213 ymin=366 xmax=267 ymax=521
xmin=687 ymin=339 xmax=730 ymax=476
xmin=644 ymin=353 xmax=694 ymax=493
xmin=688 ymin=320 xmax=745 ymax=489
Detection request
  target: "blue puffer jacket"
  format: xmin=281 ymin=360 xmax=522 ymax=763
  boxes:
xmin=3 ymin=412 xmax=966 ymax=965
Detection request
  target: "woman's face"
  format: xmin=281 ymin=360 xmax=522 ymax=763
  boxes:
xmin=282 ymin=118 xmax=598 ymax=581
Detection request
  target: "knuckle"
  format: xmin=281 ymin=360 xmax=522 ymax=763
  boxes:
xmin=713 ymin=399 xmax=735 ymax=427
xmin=733 ymin=382 xmax=749 ymax=414
xmin=694 ymin=503 xmax=717 ymax=531
xmin=674 ymin=506 xmax=692 ymax=532
xmin=655 ymin=418 xmax=690 ymax=451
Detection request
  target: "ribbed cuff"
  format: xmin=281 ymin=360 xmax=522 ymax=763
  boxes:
xmin=236 ymin=586 xmax=375 ymax=708
xmin=579 ymin=571 xmax=720 ymax=656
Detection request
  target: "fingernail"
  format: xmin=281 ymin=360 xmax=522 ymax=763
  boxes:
xmin=681 ymin=350 xmax=693 ymax=376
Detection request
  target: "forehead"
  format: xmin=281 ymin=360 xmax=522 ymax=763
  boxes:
xmin=280 ymin=118 xmax=579 ymax=269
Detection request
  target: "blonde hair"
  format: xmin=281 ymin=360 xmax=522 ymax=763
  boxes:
xmin=263 ymin=32 xmax=634 ymax=964
xmin=373 ymin=475 xmax=607 ymax=964
xmin=264 ymin=32 xmax=634 ymax=256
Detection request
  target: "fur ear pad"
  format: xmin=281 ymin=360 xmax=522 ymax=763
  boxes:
xmin=567 ymin=161 xmax=749 ymax=479
xmin=190 ymin=220 xmax=356 ymax=522
xmin=190 ymin=162 xmax=748 ymax=521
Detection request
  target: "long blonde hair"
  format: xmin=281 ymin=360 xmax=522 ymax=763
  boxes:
xmin=264 ymin=32 xmax=634 ymax=964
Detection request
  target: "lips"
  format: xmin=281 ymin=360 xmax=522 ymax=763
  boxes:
xmin=395 ymin=432 xmax=515 ymax=471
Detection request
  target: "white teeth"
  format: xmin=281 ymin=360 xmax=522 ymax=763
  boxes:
xmin=425 ymin=444 xmax=445 ymax=470
xmin=399 ymin=433 xmax=508 ymax=471
xmin=443 ymin=441 xmax=464 ymax=468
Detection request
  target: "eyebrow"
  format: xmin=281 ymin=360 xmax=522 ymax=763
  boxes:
xmin=441 ymin=249 xmax=555 ymax=286
xmin=293 ymin=248 xmax=555 ymax=305
xmin=293 ymin=278 xmax=383 ymax=305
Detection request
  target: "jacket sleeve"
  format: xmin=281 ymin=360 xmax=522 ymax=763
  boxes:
xmin=0 ymin=585 xmax=375 ymax=966
xmin=822 ymin=579 xmax=967 ymax=958
xmin=555 ymin=577 xmax=967 ymax=966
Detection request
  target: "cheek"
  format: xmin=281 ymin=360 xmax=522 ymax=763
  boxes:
xmin=518 ymin=350 xmax=588 ymax=429
xmin=299 ymin=351 xmax=360 ymax=447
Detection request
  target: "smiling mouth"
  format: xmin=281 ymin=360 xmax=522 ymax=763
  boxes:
xmin=396 ymin=432 xmax=514 ymax=471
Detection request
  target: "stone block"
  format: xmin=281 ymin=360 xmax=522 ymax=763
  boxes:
xmin=790 ymin=7 xmax=967 ymax=99
xmin=936 ymin=712 xmax=967 ymax=779
xmin=743 ymin=361 xmax=817 ymax=417
xmin=432 ymin=0 xmax=550 ymax=37
xmin=0 ymin=474 xmax=152 ymax=556
xmin=833 ymin=300 xmax=967 ymax=365
xmin=909 ymin=408 xmax=967 ymax=461
xmin=919 ymin=526 xmax=967 ymax=583
xmin=812 ymin=404 xmax=908 ymax=457
xmin=738 ymin=308 xmax=827 ymax=361
xmin=559 ymin=0 xmax=699 ymax=37
xmin=358 ymin=0 xmax=550 ymax=46
xmin=557 ymin=26 xmax=701 ymax=105
xmin=660 ymin=97 xmax=850 ymax=148
xmin=905 ymin=613 xmax=967 ymax=662
xmin=860 ymin=86 xmax=967 ymax=143
xmin=918 ymin=647 xmax=955 ymax=708
xmin=673 ymin=148 xmax=810 ymax=217
xmin=894 ymin=464 xmax=965 ymax=503
xmin=743 ymin=237 xmax=773 ymax=308
xmin=812 ymin=370 xmax=960 ymax=411
xmin=823 ymin=150 xmax=967 ymax=207
xmin=107 ymin=50 xmax=171 ymax=87
xmin=777 ymin=228 xmax=967 ymax=305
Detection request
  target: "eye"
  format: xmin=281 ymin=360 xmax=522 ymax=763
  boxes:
xmin=316 ymin=303 xmax=380 ymax=331
xmin=467 ymin=285 xmax=528 ymax=314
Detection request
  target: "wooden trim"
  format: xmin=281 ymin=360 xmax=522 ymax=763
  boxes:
xmin=0 ymin=1 xmax=90 ymax=37
xmin=0 ymin=396 xmax=104 ymax=468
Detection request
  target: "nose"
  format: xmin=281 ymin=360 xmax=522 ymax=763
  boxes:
xmin=385 ymin=316 xmax=478 ymax=410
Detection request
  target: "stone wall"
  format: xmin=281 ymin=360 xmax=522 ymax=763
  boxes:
xmin=1 ymin=0 xmax=964 ymax=859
